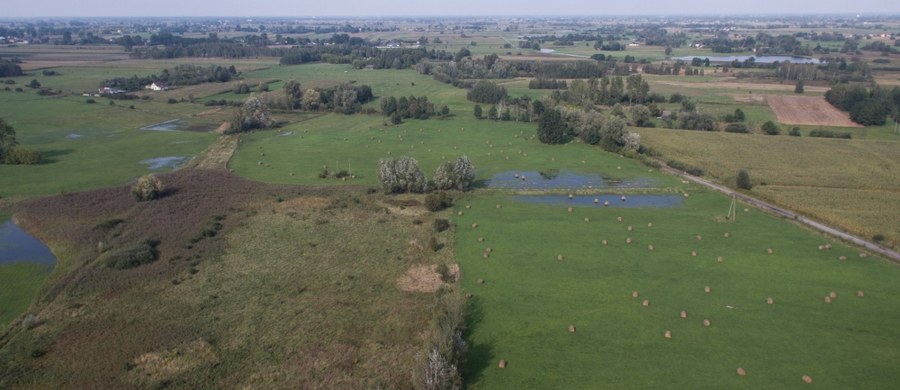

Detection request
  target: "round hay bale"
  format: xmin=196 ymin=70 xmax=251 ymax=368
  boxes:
xmin=716 ymin=256 xmax=724 ymax=263
xmin=859 ymin=253 xmax=868 ymax=258
xmin=495 ymin=204 xmax=502 ymax=209
xmin=683 ymin=193 xmax=690 ymax=197
xmin=648 ymin=244 xmax=654 ymax=251
xmin=628 ymin=225 xmax=633 ymax=231
xmin=498 ymin=360 xmax=507 ymax=369
xmin=704 ymin=286 xmax=711 ymax=293
xmin=818 ymin=245 xmax=824 ymax=250
xmin=829 ymin=291 xmax=837 ymax=299
xmin=767 ymin=297 xmax=774 ymax=305
xmin=584 ymin=217 xmax=590 ymax=223
xmin=557 ymin=255 xmax=564 ymax=261
xmin=567 ymin=207 xmax=573 ymax=213
xmin=466 ymin=205 xmax=471 ymax=209
xmin=604 ymin=201 xmax=610 ymax=207
xmin=664 ymin=330 xmax=672 ymax=339
xmin=485 ymin=247 xmax=493 ymax=253
xmin=703 ymin=319 xmax=711 ymax=327
xmin=680 ymin=310 xmax=688 ymax=318
xmin=617 ymin=216 xmax=623 ymax=222
xmin=465 ymin=293 xmax=473 ymax=299
xmin=568 ymin=193 xmax=574 ymax=199
xmin=824 ymin=296 xmax=832 ymax=303
xmin=289 ymin=172 xmax=294 ymax=177
xmin=632 ymin=291 xmax=639 ymax=298
xmin=601 ymin=240 xmax=608 ymax=245
xmin=477 ymin=278 xmax=485 ymax=284
xmin=825 ymin=244 xmax=832 ymax=249
xmin=857 ymin=290 xmax=864 ymax=297
xmin=642 ymin=299 xmax=650 ymax=307
xmin=471 ymin=223 xmax=478 ymax=228
xmin=593 ymin=198 xmax=599 ymax=204
xmin=767 ymin=248 xmax=774 ymax=254
xmin=744 ymin=208 xmax=749 ymax=212
xmin=477 ymin=237 xmax=484 ymax=242
xmin=568 ymin=325 xmax=576 ymax=333
xmin=737 ymin=367 xmax=747 ymax=377
xmin=802 ymin=375 xmax=813 ymax=384
xmin=621 ymin=196 xmax=627 ymax=202
xmin=691 ymin=250 xmax=697 ymax=257
xmin=696 ymin=235 xmax=702 ymax=241
xmin=482 ymin=252 xmax=490 ymax=259
xmin=838 ymin=256 xmax=847 ymax=261
xmin=458 ymin=211 xmax=464 ymax=216
xmin=626 ymin=237 xmax=632 ymax=244
xmin=647 ymin=222 xmax=653 ymax=228
xmin=724 ymin=232 xmax=730 ymax=238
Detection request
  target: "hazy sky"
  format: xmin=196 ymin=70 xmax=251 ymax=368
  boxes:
xmin=4 ymin=0 xmax=899 ymax=18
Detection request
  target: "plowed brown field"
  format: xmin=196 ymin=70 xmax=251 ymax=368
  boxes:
xmin=766 ymin=95 xmax=861 ymax=127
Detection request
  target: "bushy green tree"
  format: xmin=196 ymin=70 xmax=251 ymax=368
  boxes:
xmin=537 ymin=110 xmax=569 ymax=144
xmin=736 ymin=169 xmax=752 ymax=190
xmin=378 ymin=156 xmax=427 ymax=193
xmin=433 ymin=156 xmax=476 ymax=191
xmin=761 ymin=121 xmax=780 ymax=135
xmin=473 ymin=104 xmax=483 ymax=119
xmin=0 ymin=118 xmax=18 ymax=162
xmin=132 ymin=174 xmax=164 ymax=201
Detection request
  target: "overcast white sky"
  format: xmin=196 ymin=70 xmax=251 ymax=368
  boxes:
xmin=4 ymin=0 xmax=898 ymax=18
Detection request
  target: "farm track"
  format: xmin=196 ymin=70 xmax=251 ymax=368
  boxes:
xmin=660 ymin=164 xmax=900 ymax=262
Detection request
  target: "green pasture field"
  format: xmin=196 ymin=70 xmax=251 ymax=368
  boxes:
xmin=455 ymin=190 xmax=900 ymax=389
xmin=229 ymin=114 xmax=679 ymax=190
xmin=0 ymin=263 xmax=50 ymax=326
xmin=636 ymin=128 xmax=900 ymax=247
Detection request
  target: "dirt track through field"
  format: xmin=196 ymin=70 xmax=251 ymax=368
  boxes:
xmin=766 ymin=95 xmax=861 ymax=127
xmin=185 ymin=134 xmax=238 ymax=170
xmin=653 ymin=79 xmax=830 ymax=93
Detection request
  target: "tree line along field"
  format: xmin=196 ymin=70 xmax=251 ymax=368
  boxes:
xmin=1 ymin=24 xmax=900 ymax=388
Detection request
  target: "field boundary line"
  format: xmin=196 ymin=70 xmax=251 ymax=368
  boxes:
xmin=659 ymin=163 xmax=900 ymax=262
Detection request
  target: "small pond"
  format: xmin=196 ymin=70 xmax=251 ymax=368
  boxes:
xmin=139 ymin=156 xmax=189 ymax=171
xmin=485 ymin=170 xmax=656 ymax=190
xmin=0 ymin=219 xmax=56 ymax=268
xmin=513 ymin=194 xmax=683 ymax=208
xmin=678 ymin=55 xmax=821 ymax=64
xmin=141 ymin=119 xmax=183 ymax=131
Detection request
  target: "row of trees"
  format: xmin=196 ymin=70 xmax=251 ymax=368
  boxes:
xmin=536 ymin=109 xmax=640 ymax=153
xmin=825 ymin=83 xmax=900 ymax=126
xmin=528 ymin=78 xmax=567 ymax=89
xmin=378 ymin=156 xmax=475 ymax=193
xmin=380 ymin=95 xmax=449 ymax=123
xmin=101 ymin=64 xmax=238 ymax=91
xmin=466 ymin=80 xmax=508 ymax=104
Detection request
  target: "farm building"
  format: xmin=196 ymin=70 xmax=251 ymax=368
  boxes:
xmin=146 ymin=82 xmax=168 ymax=91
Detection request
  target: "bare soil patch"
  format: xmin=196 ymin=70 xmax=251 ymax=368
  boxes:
xmin=397 ymin=264 xmax=460 ymax=293
xmin=766 ymin=95 xmax=861 ymax=127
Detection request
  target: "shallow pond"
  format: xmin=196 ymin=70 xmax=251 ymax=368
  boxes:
xmin=513 ymin=194 xmax=683 ymax=208
xmin=0 ymin=219 xmax=56 ymax=268
xmin=141 ymin=119 xmax=183 ymax=131
xmin=678 ymin=55 xmax=821 ymax=64
xmin=485 ymin=170 xmax=656 ymax=190
xmin=139 ymin=156 xmax=189 ymax=170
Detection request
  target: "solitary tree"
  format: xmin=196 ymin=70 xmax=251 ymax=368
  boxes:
xmin=433 ymin=155 xmax=476 ymax=191
xmin=0 ymin=118 xmax=18 ymax=161
xmin=794 ymin=80 xmax=805 ymax=94
xmin=378 ymin=156 xmax=427 ymax=193
xmin=283 ymin=80 xmax=302 ymax=110
xmin=132 ymin=174 xmax=165 ymax=201
xmin=736 ymin=169 xmax=752 ymax=190
xmin=537 ymin=110 xmax=568 ymax=144
xmin=761 ymin=121 xmax=780 ymax=135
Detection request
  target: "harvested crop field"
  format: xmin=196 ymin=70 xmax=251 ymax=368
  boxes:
xmin=766 ymin=95 xmax=861 ymax=127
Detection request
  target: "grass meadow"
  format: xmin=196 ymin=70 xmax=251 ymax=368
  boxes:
xmin=455 ymin=191 xmax=900 ymax=389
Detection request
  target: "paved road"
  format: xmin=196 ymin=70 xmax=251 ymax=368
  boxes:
xmin=660 ymin=165 xmax=900 ymax=262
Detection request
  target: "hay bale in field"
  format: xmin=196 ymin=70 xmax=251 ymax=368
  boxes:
xmin=568 ymin=325 xmax=576 ymax=333
xmin=737 ymin=367 xmax=747 ymax=377
xmin=604 ymin=201 xmax=610 ymax=207
xmin=647 ymin=222 xmax=653 ymax=228
xmin=703 ymin=319 xmax=711 ymax=327
xmin=802 ymin=375 xmax=813 ymax=384
xmin=568 ymin=193 xmax=574 ymax=199
xmin=825 ymin=244 xmax=832 ymax=249
xmin=767 ymin=248 xmax=774 ymax=254
xmin=683 ymin=193 xmax=690 ymax=198
xmin=859 ymin=253 xmax=868 ymax=258
xmin=458 ymin=211 xmax=464 ymax=216
xmin=691 ymin=250 xmax=697 ymax=257
xmin=482 ymin=252 xmax=490 ymax=259
xmin=857 ymin=290 xmax=864 ymax=297
xmin=584 ymin=217 xmax=590 ymax=223
xmin=567 ymin=207 xmax=573 ymax=213
xmin=485 ymin=247 xmax=493 ymax=253
xmin=767 ymin=297 xmax=774 ymax=305
xmin=724 ymin=232 xmax=730 ymax=238
xmin=839 ymin=256 xmax=847 ymax=261
xmin=617 ymin=216 xmax=623 ymax=222
xmin=495 ymin=204 xmax=502 ymax=209
xmin=626 ymin=237 xmax=632 ymax=244
xmin=704 ymin=286 xmax=711 ymax=293
xmin=557 ymin=255 xmax=564 ymax=261
xmin=829 ymin=291 xmax=837 ymax=299
xmin=465 ymin=293 xmax=473 ymax=299
xmin=648 ymin=244 xmax=654 ymax=251
xmin=680 ymin=310 xmax=688 ymax=318
xmin=628 ymin=225 xmax=633 ymax=231
xmin=471 ymin=223 xmax=478 ymax=228
xmin=477 ymin=237 xmax=484 ymax=242
xmin=632 ymin=291 xmax=639 ymax=298
xmin=289 ymin=172 xmax=294 ymax=177
xmin=621 ymin=196 xmax=627 ymax=202
xmin=664 ymin=330 xmax=672 ymax=339
xmin=824 ymin=296 xmax=832 ymax=303
xmin=594 ymin=198 xmax=599 ymax=204
xmin=466 ymin=205 xmax=471 ymax=209
xmin=477 ymin=278 xmax=485 ymax=284
xmin=818 ymin=245 xmax=824 ymax=250
xmin=498 ymin=360 xmax=507 ymax=368
xmin=696 ymin=235 xmax=702 ymax=241
xmin=602 ymin=240 xmax=608 ymax=245
xmin=716 ymin=256 xmax=724 ymax=263
xmin=642 ymin=299 xmax=650 ymax=307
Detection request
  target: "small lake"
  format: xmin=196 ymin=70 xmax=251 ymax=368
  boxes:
xmin=0 ymin=219 xmax=56 ymax=268
xmin=139 ymin=156 xmax=189 ymax=171
xmin=513 ymin=194 xmax=683 ymax=208
xmin=485 ymin=170 xmax=656 ymax=190
xmin=678 ymin=55 xmax=821 ymax=64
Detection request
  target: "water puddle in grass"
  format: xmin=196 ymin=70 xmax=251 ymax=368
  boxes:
xmin=65 ymin=133 xmax=83 ymax=140
xmin=513 ymin=194 xmax=683 ymax=208
xmin=277 ymin=131 xmax=294 ymax=137
xmin=486 ymin=170 xmax=656 ymax=190
xmin=141 ymin=119 xmax=183 ymax=131
xmin=0 ymin=219 xmax=56 ymax=268
xmin=139 ymin=156 xmax=189 ymax=171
